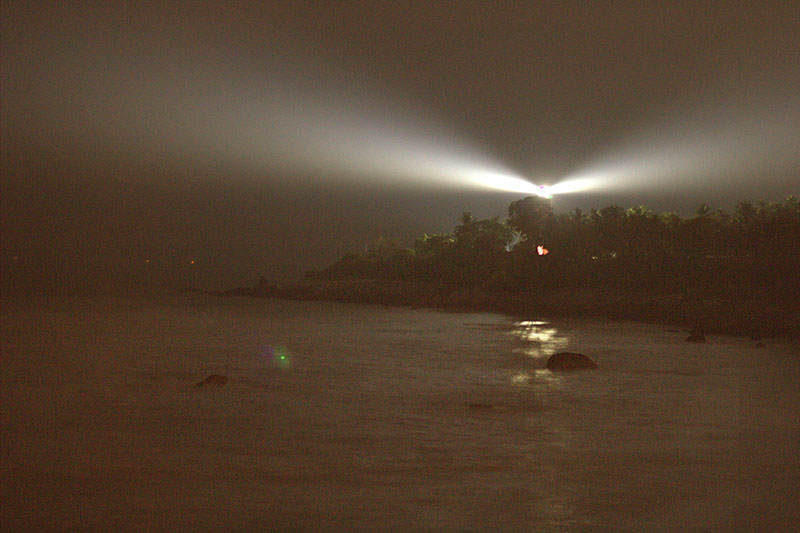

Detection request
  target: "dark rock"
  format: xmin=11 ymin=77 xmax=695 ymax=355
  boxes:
xmin=546 ymin=352 xmax=597 ymax=371
xmin=195 ymin=374 xmax=228 ymax=387
xmin=685 ymin=327 xmax=706 ymax=343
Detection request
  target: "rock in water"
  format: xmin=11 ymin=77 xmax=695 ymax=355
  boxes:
xmin=195 ymin=374 xmax=228 ymax=387
xmin=546 ymin=352 xmax=597 ymax=371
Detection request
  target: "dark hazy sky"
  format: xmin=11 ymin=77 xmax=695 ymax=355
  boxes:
xmin=2 ymin=1 xmax=799 ymax=293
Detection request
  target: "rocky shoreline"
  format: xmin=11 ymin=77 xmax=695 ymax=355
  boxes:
xmin=214 ymin=278 xmax=800 ymax=339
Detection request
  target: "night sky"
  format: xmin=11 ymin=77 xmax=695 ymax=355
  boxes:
xmin=2 ymin=1 xmax=799 ymax=293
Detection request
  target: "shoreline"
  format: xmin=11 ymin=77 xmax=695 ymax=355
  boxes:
xmin=216 ymin=278 xmax=800 ymax=339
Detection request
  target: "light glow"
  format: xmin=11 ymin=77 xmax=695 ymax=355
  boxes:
xmin=511 ymin=320 xmax=568 ymax=359
xmin=561 ymin=86 xmax=800 ymax=196
xmin=548 ymin=177 xmax=602 ymax=195
xmin=465 ymin=172 xmax=598 ymax=198
xmin=467 ymin=173 xmax=546 ymax=195
xmin=265 ymin=345 xmax=292 ymax=369
xmin=4 ymin=2 xmax=796 ymax=205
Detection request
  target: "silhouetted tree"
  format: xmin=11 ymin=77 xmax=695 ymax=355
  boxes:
xmin=507 ymin=196 xmax=553 ymax=244
xmin=312 ymin=195 xmax=799 ymax=306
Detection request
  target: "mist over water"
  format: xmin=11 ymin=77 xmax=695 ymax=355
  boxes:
xmin=3 ymin=296 xmax=798 ymax=530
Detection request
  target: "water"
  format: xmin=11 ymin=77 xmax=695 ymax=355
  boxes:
xmin=2 ymin=295 xmax=799 ymax=531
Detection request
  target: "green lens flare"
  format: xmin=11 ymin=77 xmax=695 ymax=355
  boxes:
xmin=264 ymin=345 xmax=293 ymax=369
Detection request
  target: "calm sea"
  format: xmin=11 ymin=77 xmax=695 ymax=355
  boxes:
xmin=2 ymin=295 xmax=799 ymax=531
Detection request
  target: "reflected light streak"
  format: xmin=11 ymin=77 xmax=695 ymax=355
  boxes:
xmin=511 ymin=320 xmax=568 ymax=359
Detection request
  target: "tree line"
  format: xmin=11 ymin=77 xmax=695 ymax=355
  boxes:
xmin=311 ymin=196 xmax=800 ymax=303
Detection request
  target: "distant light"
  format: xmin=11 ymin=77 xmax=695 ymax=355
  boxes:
xmin=190 ymin=260 xmax=195 ymax=264
xmin=537 ymin=245 xmax=549 ymax=256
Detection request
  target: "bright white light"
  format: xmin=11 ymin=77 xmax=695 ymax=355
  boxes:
xmin=468 ymin=172 xmax=545 ymax=195
xmin=548 ymin=177 xmax=602 ymax=195
xmin=466 ymin=171 xmax=600 ymax=197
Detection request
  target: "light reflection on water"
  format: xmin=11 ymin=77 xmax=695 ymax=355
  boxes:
xmin=510 ymin=319 xmax=569 ymax=360
xmin=1 ymin=296 xmax=799 ymax=531
xmin=477 ymin=319 xmax=572 ymax=391
xmin=510 ymin=369 xmax=565 ymax=389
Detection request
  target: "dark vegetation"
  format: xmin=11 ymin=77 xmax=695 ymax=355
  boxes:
xmin=237 ymin=196 xmax=800 ymax=337
xmin=314 ymin=196 xmax=799 ymax=297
